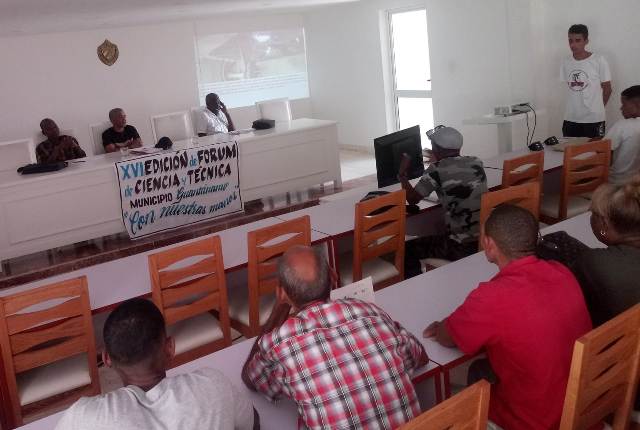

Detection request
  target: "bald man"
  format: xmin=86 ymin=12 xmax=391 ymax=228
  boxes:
xmin=242 ymin=245 xmax=427 ymax=429
xmin=102 ymin=108 xmax=142 ymax=153
xmin=36 ymin=118 xmax=86 ymax=164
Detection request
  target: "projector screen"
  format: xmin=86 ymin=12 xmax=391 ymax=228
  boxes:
xmin=196 ymin=28 xmax=310 ymax=108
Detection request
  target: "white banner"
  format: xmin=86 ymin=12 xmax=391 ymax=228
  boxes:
xmin=115 ymin=141 xmax=243 ymax=239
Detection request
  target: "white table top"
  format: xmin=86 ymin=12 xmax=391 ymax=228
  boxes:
xmin=285 ymin=168 xmax=502 ymax=238
xmin=0 ymin=217 xmax=328 ymax=310
xmin=0 ymin=119 xmax=337 ymax=190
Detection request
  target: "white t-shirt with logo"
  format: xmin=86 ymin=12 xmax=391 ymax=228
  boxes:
xmin=606 ymin=117 xmax=640 ymax=184
xmin=196 ymin=108 xmax=229 ymax=135
xmin=560 ymin=54 xmax=611 ymax=123
xmin=54 ymin=368 xmax=254 ymax=430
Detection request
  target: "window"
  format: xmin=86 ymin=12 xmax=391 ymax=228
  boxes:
xmin=195 ymin=28 xmax=310 ymax=108
xmin=387 ymin=8 xmax=433 ymax=145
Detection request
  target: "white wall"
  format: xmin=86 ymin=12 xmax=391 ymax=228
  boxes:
xmin=8 ymin=1 xmax=634 ymax=162
xmin=532 ymin=0 xmax=640 ymax=137
xmin=0 ymin=14 xmax=311 ymax=154
xmin=305 ymin=0 xmax=538 ymax=158
xmin=304 ymin=0 xmax=418 ymax=153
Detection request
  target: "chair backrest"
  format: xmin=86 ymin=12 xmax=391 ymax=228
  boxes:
xmin=0 ymin=277 xmax=99 ymax=424
xmin=479 ymin=181 xmax=540 ymax=249
xmin=247 ymin=215 xmax=311 ymax=335
xmin=0 ymin=138 xmax=36 ymax=171
xmin=501 ymin=151 xmax=544 ymax=188
xmin=559 ymin=303 xmax=640 ymax=430
xmin=398 ymin=380 xmax=490 ymax=430
xmin=559 ymin=139 xmax=611 ymax=220
xmin=89 ymin=121 xmax=112 ymax=155
xmin=150 ymin=111 xmax=193 ymax=143
xmin=148 ymin=237 xmax=230 ymax=343
xmin=353 ymin=189 xmax=406 ymax=283
xmin=190 ymin=107 xmax=203 ymax=135
xmin=255 ymin=98 xmax=292 ymax=122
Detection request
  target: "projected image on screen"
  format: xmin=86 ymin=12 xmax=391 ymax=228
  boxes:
xmin=196 ymin=29 xmax=310 ymax=108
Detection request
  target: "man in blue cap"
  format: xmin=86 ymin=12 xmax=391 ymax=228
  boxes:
xmin=398 ymin=125 xmax=487 ymax=277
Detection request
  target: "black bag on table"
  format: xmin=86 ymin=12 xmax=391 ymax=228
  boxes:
xmin=17 ymin=162 xmax=68 ymax=174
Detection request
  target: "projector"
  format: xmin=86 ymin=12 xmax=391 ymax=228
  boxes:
xmin=494 ymin=105 xmax=512 ymax=116
xmin=494 ymin=102 xmax=532 ymax=116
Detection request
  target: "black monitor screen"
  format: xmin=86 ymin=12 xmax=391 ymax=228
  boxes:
xmin=373 ymin=125 xmax=424 ymax=188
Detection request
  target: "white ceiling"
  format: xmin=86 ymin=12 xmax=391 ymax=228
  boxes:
xmin=0 ymin=0 xmax=359 ymax=37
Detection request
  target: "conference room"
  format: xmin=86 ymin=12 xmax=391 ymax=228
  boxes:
xmin=1 ymin=0 xmax=640 ymax=429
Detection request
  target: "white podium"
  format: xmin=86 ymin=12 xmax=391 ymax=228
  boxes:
xmin=462 ymin=110 xmax=543 ymax=154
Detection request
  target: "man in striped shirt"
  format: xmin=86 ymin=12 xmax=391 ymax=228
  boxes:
xmin=242 ymin=245 xmax=428 ymax=429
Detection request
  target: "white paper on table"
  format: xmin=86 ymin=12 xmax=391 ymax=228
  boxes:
xmin=228 ymin=128 xmax=255 ymax=135
xmin=129 ymin=147 xmax=163 ymax=155
xmin=330 ymin=277 xmax=375 ymax=304
xmin=424 ymin=191 xmax=438 ymax=203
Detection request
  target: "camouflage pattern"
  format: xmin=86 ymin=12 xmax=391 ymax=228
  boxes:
xmin=414 ymin=156 xmax=487 ymax=243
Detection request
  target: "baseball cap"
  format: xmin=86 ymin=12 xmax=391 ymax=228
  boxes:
xmin=426 ymin=126 xmax=463 ymax=150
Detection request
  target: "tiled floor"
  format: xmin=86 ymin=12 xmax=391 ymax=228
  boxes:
xmin=339 ymin=149 xmax=376 ymax=182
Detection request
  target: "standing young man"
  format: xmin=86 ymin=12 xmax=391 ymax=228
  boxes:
xmin=561 ymin=24 xmax=612 ymax=138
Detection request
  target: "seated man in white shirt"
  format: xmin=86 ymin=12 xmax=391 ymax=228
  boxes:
xmin=55 ymin=298 xmax=257 ymax=430
xmin=197 ymin=93 xmax=236 ymax=136
xmin=606 ymin=85 xmax=640 ymax=184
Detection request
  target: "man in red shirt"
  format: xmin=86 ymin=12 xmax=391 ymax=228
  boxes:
xmin=424 ymin=204 xmax=592 ymax=430
xmin=242 ymin=245 xmax=428 ymax=429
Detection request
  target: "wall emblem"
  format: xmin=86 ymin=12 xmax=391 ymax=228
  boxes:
xmin=97 ymin=39 xmax=119 ymax=66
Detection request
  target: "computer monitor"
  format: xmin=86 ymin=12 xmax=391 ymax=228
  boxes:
xmin=373 ymin=125 xmax=424 ymax=188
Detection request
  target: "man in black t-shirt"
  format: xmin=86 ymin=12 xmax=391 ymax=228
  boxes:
xmin=102 ymin=108 xmax=142 ymax=153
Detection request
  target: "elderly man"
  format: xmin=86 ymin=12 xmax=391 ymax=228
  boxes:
xmin=242 ymin=245 xmax=428 ymax=430
xmin=55 ymin=298 xmax=257 ymax=430
xmin=424 ymin=205 xmax=592 ymax=430
xmin=399 ymin=125 xmax=488 ymax=277
xmin=197 ymin=93 xmax=235 ymax=136
xmin=36 ymin=118 xmax=86 ymax=164
xmin=102 ymin=108 xmax=142 ymax=153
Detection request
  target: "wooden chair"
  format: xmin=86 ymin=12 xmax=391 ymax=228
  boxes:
xmin=559 ymin=303 xmax=640 ymax=430
xmin=541 ymin=139 xmax=611 ymax=223
xmin=398 ymin=380 xmax=490 ymax=430
xmin=0 ymin=277 xmax=100 ymax=427
xmin=501 ymin=151 xmax=544 ymax=188
xmin=479 ymin=181 xmax=540 ymax=249
xmin=228 ymin=216 xmax=311 ymax=338
xmin=339 ymin=189 xmax=406 ymax=290
xmin=148 ymin=236 xmax=231 ymax=368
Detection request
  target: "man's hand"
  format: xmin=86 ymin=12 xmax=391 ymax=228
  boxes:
xmin=423 ymin=321 xmax=439 ymax=338
xmin=220 ymin=101 xmax=228 ymax=112
xmin=423 ymin=319 xmax=457 ymax=348
xmin=422 ymin=148 xmax=435 ymax=163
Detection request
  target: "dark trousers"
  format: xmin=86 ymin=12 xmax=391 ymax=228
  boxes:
xmin=404 ymin=234 xmax=478 ymax=278
xmin=467 ymin=358 xmax=498 ymax=385
xmin=562 ymin=120 xmax=605 ymax=138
